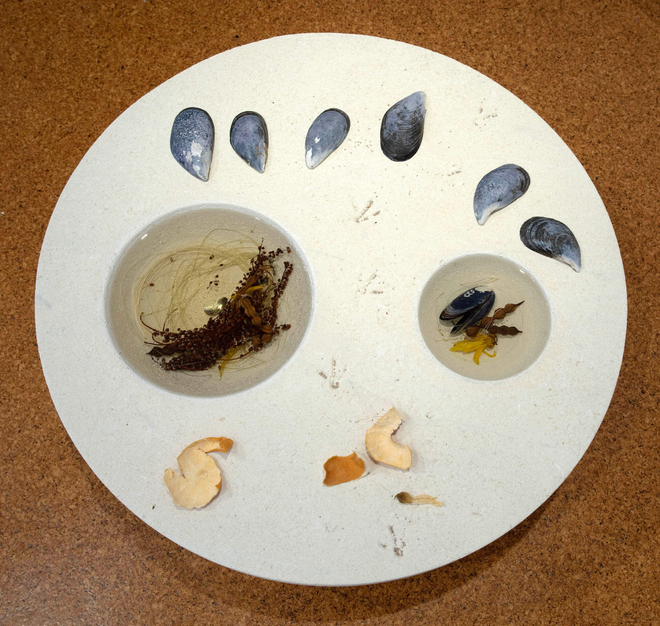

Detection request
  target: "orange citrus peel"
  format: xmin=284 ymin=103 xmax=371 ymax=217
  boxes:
xmin=323 ymin=452 xmax=366 ymax=486
xmin=164 ymin=436 xmax=233 ymax=509
xmin=365 ymin=407 xmax=412 ymax=470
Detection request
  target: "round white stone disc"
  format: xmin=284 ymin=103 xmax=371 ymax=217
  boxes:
xmin=36 ymin=34 xmax=626 ymax=586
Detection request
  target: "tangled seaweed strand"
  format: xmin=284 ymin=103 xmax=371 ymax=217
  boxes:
xmin=143 ymin=245 xmax=293 ymax=372
xmin=466 ymin=324 xmax=522 ymax=338
xmin=468 ymin=301 xmax=524 ymax=330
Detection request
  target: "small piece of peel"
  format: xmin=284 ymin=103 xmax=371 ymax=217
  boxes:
xmin=323 ymin=452 xmax=365 ymax=486
xmin=365 ymin=407 xmax=412 ymax=470
xmin=395 ymin=492 xmax=443 ymax=506
xmin=164 ymin=436 xmax=233 ymax=509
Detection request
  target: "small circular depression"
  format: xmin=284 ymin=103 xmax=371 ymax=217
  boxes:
xmin=106 ymin=204 xmax=314 ymax=397
xmin=418 ymin=254 xmax=551 ymax=381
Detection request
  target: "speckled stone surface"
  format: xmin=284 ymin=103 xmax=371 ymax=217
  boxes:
xmin=2 ymin=0 xmax=658 ymax=623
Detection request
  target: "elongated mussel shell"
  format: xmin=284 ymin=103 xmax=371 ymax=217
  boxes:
xmin=380 ymin=91 xmax=426 ymax=162
xmin=305 ymin=109 xmax=350 ymax=169
xmin=520 ymin=216 xmax=581 ymax=272
xmin=170 ymin=108 xmax=214 ymax=181
xmin=474 ymin=164 xmax=530 ymax=225
xmin=230 ymin=111 xmax=268 ymax=173
xmin=440 ymin=286 xmax=495 ymax=335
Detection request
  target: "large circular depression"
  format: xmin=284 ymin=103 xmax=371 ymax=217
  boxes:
xmin=106 ymin=205 xmax=313 ymax=397
xmin=419 ymin=254 xmax=552 ymax=381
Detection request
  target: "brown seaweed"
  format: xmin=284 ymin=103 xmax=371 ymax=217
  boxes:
xmin=143 ymin=246 xmax=292 ymax=372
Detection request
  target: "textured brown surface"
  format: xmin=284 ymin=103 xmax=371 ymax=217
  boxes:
xmin=1 ymin=0 xmax=658 ymax=624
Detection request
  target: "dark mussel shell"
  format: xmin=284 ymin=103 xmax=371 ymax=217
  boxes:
xmin=473 ymin=164 xmax=530 ymax=225
xmin=230 ymin=111 xmax=268 ymax=173
xmin=380 ymin=91 xmax=426 ymax=162
xmin=305 ymin=108 xmax=350 ymax=169
xmin=170 ymin=108 xmax=215 ymax=181
xmin=520 ymin=216 xmax=581 ymax=272
xmin=440 ymin=287 xmax=495 ymax=335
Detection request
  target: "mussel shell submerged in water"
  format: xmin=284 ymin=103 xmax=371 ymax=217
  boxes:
xmin=230 ymin=111 xmax=268 ymax=173
xmin=440 ymin=286 xmax=495 ymax=335
xmin=380 ymin=91 xmax=426 ymax=162
xmin=204 ymin=297 xmax=228 ymax=316
xmin=520 ymin=216 xmax=582 ymax=272
xmin=305 ymin=109 xmax=350 ymax=169
xmin=170 ymin=108 xmax=215 ymax=182
xmin=473 ymin=164 xmax=530 ymax=225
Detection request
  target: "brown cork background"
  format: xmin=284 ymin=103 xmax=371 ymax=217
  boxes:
xmin=1 ymin=0 xmax=658 ymax=624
